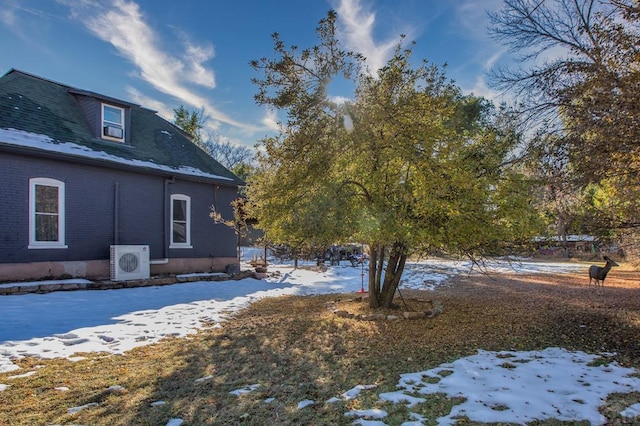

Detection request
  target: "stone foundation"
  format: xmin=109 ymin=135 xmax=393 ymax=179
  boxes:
xmin=0 ymin=257 xmax=240 ymax=283
xmin=0 ymin=269 xmax=257 ymax=295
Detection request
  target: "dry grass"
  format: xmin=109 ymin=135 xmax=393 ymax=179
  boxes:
xmin=0 ymin=269 xmax=639 ymax=425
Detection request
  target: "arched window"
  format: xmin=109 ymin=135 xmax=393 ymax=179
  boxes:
xmin=170 ymin=194 xmax=191 ymax=248
xmin=29 ymin=178 xmax=67 ymax=249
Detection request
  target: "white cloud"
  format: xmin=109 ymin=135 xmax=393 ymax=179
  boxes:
xmin=333 ymin=0 xmax=402 ymax=73
xmin=453 ymin=0 xmax=501 ymax=41
xmin=261 ymin=108 xmax=280 ymax=132
xmin=183 ymin=43 xmax=216 ymax=87
xmin=1 ymin=0 xmax=60 ymax=44
xmin=57 ymin=0 xmax=255 ymax=133
xmin=450 ymin=1 xmax=511 ymax=102
xmin=482 ymin=48 xmax=505 ymax=72
xmin=0 ymin=4 xmax=17 ymax=28
xmin=469 ymin=48 xmax=510 ymax=101
xmin=330 ymin=95 xmax=350 ymax=105
xmin=175 ymin=28 xmax=216 ymax=88
xmin=468 ymin=76 xmax=495 ymax=100
xmin=125 ymin=86 xmax=174 ymax=121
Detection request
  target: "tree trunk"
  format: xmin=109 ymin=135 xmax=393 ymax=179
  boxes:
xmin=368 ymin=243 xmax=384 ymax=308
xmin=380 ymin=243 xmax=407 ymax=308
xmin=375 ymin=245 xmax=384 ymax=294
xmin=368 ymin=244 xmax=379 ymax=308
xmin=264 ymin=244 xmax=268 ymax=266
xmin=368 ymin=242 xmax=407 ymax=308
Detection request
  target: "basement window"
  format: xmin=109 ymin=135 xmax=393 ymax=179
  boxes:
xmin=102 ymin=103 xmax=125 ymax=141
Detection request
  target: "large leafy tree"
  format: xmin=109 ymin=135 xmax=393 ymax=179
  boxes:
xmin=489 ymin=0 xmax=640 ymax=249
xmin=249 ymin=11 xmax=542 ymax=308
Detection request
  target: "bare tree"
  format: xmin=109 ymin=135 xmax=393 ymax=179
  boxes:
xmin=208 ymin=141 xmax=254 ymax=178
xmin=489 ymin=0 xmax=640 ymax=241
xmin=173 ymin=105 xmax=255 ymax=178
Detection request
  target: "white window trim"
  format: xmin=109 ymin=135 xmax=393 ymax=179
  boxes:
xmin=170 ymin=194 xmax=192 ymax=248
xmin=101 ymin=103 xmax=125 ymax=142
xmin=28 ymin=178 xmax=68 ymax=249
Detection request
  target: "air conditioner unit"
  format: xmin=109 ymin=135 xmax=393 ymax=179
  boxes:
xmin=103 ymin=125 xmax=124 ymax=139
xmin=110 ymin=245 xmax=150 ymax=281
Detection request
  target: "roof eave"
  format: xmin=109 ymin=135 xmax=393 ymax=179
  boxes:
xmin=0 ymin=142 xmax=242 ymax=188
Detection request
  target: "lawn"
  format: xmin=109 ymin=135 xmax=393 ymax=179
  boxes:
xmin=0 ymin=268 xmax=639 ymax=425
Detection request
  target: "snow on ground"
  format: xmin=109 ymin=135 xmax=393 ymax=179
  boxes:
xmin=0 ymin=252 xmax=637 ymax=425
xmin=381 ymin=347 xmax=640 ymax=425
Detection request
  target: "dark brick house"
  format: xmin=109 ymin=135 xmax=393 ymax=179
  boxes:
xmin=0 ymin=69 xmax=244 ymax=282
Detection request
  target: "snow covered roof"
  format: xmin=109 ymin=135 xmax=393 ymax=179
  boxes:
xmin=0 ymin=69 xmax=244 ymax=186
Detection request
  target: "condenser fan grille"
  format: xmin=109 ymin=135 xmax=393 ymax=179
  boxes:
xmin=119 ymin=252 xmax=139 ymax=273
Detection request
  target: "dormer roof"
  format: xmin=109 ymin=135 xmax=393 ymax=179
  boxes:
xmin=0 ymin=69 xmax=244 ymax=186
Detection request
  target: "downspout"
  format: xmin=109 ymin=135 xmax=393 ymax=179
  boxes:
xmin=151 ymin=177 xmax=174 ymax=265
xmin=114 ymin=182 xmax=119 ymax=245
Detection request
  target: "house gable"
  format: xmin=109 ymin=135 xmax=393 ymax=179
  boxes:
xmin=0 ymin=69 xmax=244 ymax=187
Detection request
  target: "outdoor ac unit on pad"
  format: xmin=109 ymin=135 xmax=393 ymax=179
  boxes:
xmin=110 ymin=245 xmax=150 ymax=281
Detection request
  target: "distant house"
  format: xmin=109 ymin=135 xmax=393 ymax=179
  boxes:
xmin=0 ymin=69 xmax=244 ymax=282
xmin=534 ymin=234 xmax=597 ymax=256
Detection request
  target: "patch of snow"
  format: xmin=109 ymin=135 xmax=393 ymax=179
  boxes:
xmin=378 ymin=391 xmax=426 ymax=407
xmin=8 ymin=370 xmax=36 ymax=379
xmin=176 ymin=272 xmax=226 ymax=279
xmin=0 ymin=278 xmax=92 ymax=289
xmin=229 ymin=384 xmax=260 ymax=396
xmin=67 ymin=402 xmax=99 ymax=414
xmin=390 ymin=347 xmax=640 ymax=425
xmin=107 ymin=384 xmax=126 ymax=393
xmin=621 ymin=403 xmax=640 ymax=418
xmin=342 ymin=384 xmax=378 ymax=400
xmin=0 ymin=357 xmax=19 ymax=373
xmin=406 ymin=411 xmax=427 ymax=425
xmin=344 ymin=408 xmax=388 ymax=419
xmin=297 ymin=399 xmax=315 ymax=409
xmin=352 ymin=421 xmax=387 ymax=426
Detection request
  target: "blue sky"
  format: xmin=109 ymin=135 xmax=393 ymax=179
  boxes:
xmin=0 ymin=0 xmax=510 ymax=148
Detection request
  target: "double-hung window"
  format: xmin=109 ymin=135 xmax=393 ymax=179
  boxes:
xmin=170 ymin=194 xmax=191 ymax=248
xmin=29 ymin=178 xmax=67 ymax=249
xmin=102 ymin=103 xmax=125 ymax=141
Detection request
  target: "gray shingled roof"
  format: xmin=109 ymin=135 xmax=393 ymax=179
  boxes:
xmin=0 ymin=69 xmax=244 ymax=186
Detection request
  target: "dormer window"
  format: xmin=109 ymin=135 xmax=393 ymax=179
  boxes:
xmin=102 ymin=103 xmax=125 ymax=141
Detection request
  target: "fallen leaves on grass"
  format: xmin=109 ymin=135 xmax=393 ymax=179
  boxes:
xmin=0 ymin=271 xmax=638 ymax=425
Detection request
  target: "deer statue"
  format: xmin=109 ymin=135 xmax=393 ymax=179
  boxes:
xmin=588 ymin=256 xmax=619 ymax=288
